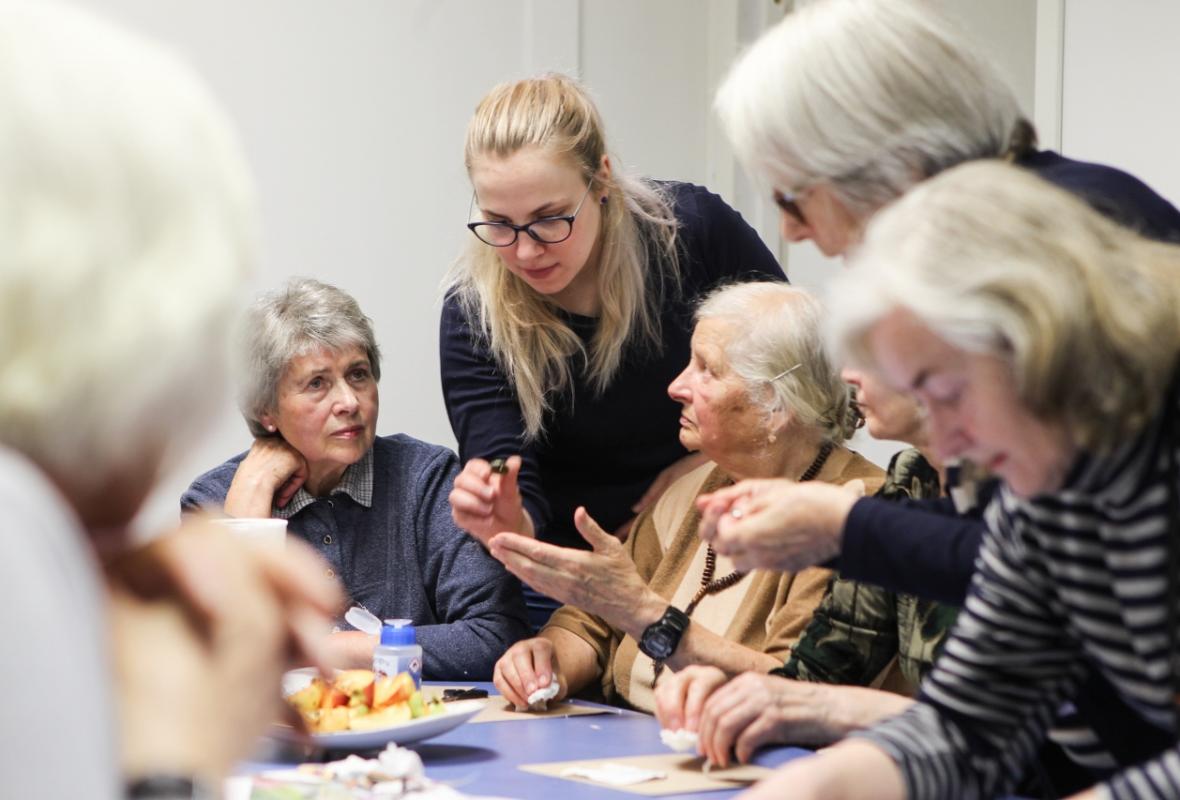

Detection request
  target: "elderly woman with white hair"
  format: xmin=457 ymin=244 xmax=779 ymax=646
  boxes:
xmin=740 ymin=162 xmax=1180 ymax=800
xmin=487 ymin=282 xmax=883 ymax=712
xmin=183 ymin=277 xmax=530 ymax=680
xmin=0 ymin=3 xmax=342 ymax=798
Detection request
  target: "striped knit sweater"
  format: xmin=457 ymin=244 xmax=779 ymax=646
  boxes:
xmin=856 ymin=385 xmax=1180 ymax=800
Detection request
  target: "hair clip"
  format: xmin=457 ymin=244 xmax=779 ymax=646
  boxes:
xmin=768 ymin=362 xmax=803 ymax=382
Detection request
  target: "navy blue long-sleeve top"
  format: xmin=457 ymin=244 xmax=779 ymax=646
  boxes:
xmin=440 ymin=181 xmax=785 ymax=549
xmin=181 ymin=434 xmax=530 ymax=680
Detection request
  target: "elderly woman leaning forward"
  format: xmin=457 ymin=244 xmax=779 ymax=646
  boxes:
xmin=741 ymin=162 xmax=1180 ymax=800
xmin=183 ymin=278 xmax=529 ymax=680
xmin=489 ymin=282 xmax=882 ymax=712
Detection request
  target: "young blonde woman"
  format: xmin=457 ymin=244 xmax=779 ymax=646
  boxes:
xmin=442 ymin=74 xmax=783 ymax=625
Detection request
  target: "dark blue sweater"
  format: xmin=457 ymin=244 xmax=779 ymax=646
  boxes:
xmin=181 ymin=434 xmax=530 ymax=680
xmin=440 ymin=181 xmax=785 ymax=549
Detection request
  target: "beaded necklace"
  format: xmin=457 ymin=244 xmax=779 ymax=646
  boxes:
xmin=650 ymin=440 xmax=836 ymax=685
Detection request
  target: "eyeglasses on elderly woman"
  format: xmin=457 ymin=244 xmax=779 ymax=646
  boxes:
xmin=467 ymin=179 xmax=596 ymax=247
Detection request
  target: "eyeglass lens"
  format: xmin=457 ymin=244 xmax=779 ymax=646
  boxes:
xmin=773 ymin=190 xmax=806 ymax=225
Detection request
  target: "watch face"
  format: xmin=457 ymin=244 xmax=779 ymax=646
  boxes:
xmin=645 ymin=629 xmax=676 ymax=660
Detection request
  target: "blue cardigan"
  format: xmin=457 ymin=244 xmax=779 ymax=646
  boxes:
xmin=181 ymin=434 xmax=530 ymax=680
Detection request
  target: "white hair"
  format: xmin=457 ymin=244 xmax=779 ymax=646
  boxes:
xmin=828 ymin=161 xmax=1180 ymax=453
xmin=0 ymin=2 xmax=257 ymax=489
xmin=697 ymin=282 xmax=856 ymax=443
xmin=715 ymin=0 xmax=1034 ymax=218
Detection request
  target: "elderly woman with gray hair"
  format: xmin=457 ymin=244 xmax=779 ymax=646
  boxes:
xmin=740 ymin=162 xmax=1180 ymax=800
xmin=183 ymin=278 xmax=529 ymax=679
xmin=488 ymin=282 xmax=883 ymax=712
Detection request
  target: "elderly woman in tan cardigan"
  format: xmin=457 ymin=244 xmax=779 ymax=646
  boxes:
xmin=487 ymin=282 xmax=883 ymax=712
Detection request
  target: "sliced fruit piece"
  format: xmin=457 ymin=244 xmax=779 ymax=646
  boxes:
xmin=288 ymin=678 xmax=325 ymax=714
xmin=320 ymin=687 xmax=349 ymax=709
xmin=348 ymin=701 xmax=412 ymax=731
xmin=315 ymin=706 xmax=351 ymax=733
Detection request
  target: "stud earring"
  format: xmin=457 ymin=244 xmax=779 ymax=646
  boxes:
xmin=266 ymin=424 xmax=276 ymax=433
xmin=600 ymin=195 xmax=607 ymax=206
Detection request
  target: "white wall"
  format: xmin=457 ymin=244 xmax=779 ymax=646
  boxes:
xmin=1059 ymin=0 xmax=1180 ymax=208
xmin=94 ymin=0 xmax=1057 ymax=531
xmin=90 ymin=0 xmax=725 ymax=533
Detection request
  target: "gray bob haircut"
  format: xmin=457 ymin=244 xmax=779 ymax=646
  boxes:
xmin=697 ymin=282 xmax=856 ymax=443
xmin=715 ymin=0 xmax=1034 ymax=218
xmin=0 ymin=1 xmax=256 ymax=489
xmin=829 ymin=160 xmax=1180 ymax=454
xmin=239 ymin=278 xmax=382 ymax=437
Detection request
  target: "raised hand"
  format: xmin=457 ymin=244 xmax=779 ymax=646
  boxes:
xmin=449 ymin=455 xmax=534 ymax=546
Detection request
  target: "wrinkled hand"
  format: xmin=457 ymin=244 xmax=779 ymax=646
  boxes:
xmin=697 ymin=674 xmax=849 ymax=767
xmin=654 ymin=664 xmax=728 ymax=734
xmin=696 ymin=479 xmax=861 ymax=572
xmin=225 ymin=436 xmax=309 ymax=516
xmin=493 ymin=637 xmax=565 ymax=710
xmin=632 ymin=452 xmax=711 ymax=515
xmin=488 ymin=507 xmax=662 ymax=634
xmin=107 ymin=523 xmax=343 ymax=781
xmin=450 ymin=456 xmax=534 ymax=546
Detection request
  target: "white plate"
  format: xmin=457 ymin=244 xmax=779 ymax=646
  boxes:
xmin=276 ymin=668 xmax=486 ymax=749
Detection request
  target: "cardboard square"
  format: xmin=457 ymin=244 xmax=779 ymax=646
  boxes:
xmin=520 ymin=753 xmax=771 ymax=795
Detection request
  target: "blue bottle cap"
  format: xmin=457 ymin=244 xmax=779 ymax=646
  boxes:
xmin=380 ymin=618 xmax=416 ymax=646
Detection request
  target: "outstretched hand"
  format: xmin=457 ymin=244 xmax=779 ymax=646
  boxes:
xmin=488 ymin=507 xmax=663 ymax=635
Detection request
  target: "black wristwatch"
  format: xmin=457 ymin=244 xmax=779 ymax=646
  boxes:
xmin=638 ymin=605 xmax=690 ymax=661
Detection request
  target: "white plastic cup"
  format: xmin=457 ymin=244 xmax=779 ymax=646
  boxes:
xmin=211 ymin=517 xmax=287 ymax=550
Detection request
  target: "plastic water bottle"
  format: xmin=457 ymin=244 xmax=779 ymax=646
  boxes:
xmin=372 ymin=618 xmax=422 ymax=689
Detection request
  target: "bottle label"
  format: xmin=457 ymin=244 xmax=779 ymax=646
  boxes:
xmin=373 ymin=647 xmax=422 ymax=688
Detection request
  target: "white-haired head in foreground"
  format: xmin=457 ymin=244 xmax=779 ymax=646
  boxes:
xmin=828 ymin=160 xmax=1180 ymax=464
xmin=0 ymin=1 xmax=256 ymax=518
xmin=715 ymin=0 xmax=1033 ymax=220
xmin=696 ymin=282 xmax=857 ymax=444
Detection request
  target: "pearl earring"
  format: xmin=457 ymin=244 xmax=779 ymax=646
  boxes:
xmin=266 ymin=424 xmax=276 ymax=432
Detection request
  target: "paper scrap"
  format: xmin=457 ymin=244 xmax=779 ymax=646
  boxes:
xmin=560 ymin=762 xmax=669 ymax=787
xmin=659 ymin=728 xmax=700 ymax=753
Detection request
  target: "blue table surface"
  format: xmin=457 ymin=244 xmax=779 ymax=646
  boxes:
xmin=251 ymin=682 xmax=813 ymax=799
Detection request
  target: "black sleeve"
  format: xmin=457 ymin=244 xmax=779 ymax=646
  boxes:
xmin=672 ymin=182 xmax=786 ymax=287
xmin=838 ymin=496 xmax=986 ymax=605
xmin=438 ymin=295 xmax=549 ymax=534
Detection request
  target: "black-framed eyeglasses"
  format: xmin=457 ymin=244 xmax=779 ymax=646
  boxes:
xmin=467 ymin=180 xmax=595 ymax=247
xmin=772 ymin=188 xmax=807 ymax=226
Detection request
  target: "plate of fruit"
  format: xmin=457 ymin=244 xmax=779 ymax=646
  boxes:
xmin=279 ymin=668 xmax=486 ymax=749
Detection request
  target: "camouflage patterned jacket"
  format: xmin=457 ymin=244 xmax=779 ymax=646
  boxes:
xmin=773 ymin=449 xmax=957 ymax=691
